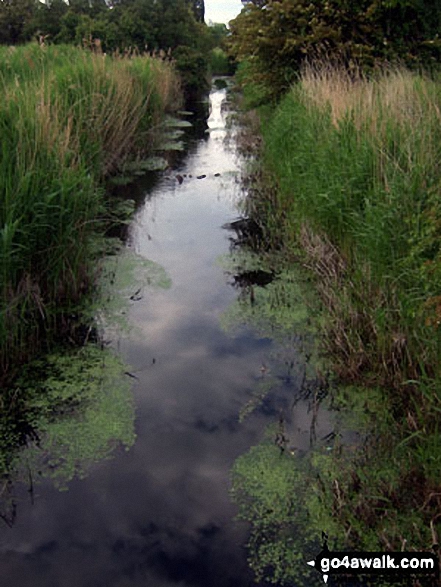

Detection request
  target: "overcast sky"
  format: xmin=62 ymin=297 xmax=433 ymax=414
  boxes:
xmin=205 ymin=0 xmax=244 ymax=25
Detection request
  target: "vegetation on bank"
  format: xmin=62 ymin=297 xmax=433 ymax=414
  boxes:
xmin=227 ymin=0 xmax=441 ymax=577
xmin=258 ymin=64 xmax=441 ymax=390
xmin=0 ymin=43 xmax=181 ymax=387
xmin=230 ymin=63 xmax=441 ymax=585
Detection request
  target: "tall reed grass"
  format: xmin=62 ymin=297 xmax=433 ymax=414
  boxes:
xmin=0 ymin=44 xmax=181 ymax=386
xmin=258 ymin=63 xmax=441 ymax=386
xmin=244 ymin=62 xmax=441 ymax=538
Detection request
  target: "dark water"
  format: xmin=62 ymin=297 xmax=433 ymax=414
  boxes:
xmin=0 ymin=87 xmax=334 ymax=587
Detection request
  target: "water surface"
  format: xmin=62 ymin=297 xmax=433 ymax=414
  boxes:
xmin=0 ymin=87 xmax=333 ymax=587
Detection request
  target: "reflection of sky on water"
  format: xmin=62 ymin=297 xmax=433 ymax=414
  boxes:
xmin=0 ymin=88 xmax=334 ymax=587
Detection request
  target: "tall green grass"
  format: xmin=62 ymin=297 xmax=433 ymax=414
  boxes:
xmin=0 ymin=44 xmax=181 ymax=386
xmin=256 ymin=64 xmax=441 ymax=388
xmin=240 ymin=63 xmax=441 ymax=557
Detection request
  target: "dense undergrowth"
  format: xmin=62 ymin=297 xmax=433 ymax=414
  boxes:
xmin=232 ymin=64 xmax=441 ymax=585
xmin=0 ymin=43 xmax=181 ymax=388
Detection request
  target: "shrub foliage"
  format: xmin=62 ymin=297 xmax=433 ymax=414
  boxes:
xmin=229 ymin=0 xmax=441 ymax=97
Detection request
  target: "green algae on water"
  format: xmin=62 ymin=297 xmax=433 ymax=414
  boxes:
xmin=219 ymin=249 xmax=325 ymax=420
xmin=94 ymin=247 xmax=172 ymax=335
xmin=231 ymin=441 xmax=325 ymax=586
xmin=162 ymin=116 xmax=193 ymax=128
xmin=0 ymin=247 xmax=171 ymax=501
xmin=219 ymin=250 xmax=312 ymax=338
xmin=122 ymin=156 xmax=169 ymax=173
xmin=154 ymin=140 xmax=185 ymax=152
xmin=0 ymin=344 xmax=135 ymax=493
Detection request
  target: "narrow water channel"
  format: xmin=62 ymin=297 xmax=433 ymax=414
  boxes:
xmin=0 ymin=86 xmax=333 ymax=587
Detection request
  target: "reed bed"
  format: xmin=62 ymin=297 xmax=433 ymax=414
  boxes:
xmin=0 ymin=44 xmax=181 ymax=386
xmin=244 ymin=62 xmax=441 ymax=549
xmin=259 ymin=63 xmax=441 ymax=386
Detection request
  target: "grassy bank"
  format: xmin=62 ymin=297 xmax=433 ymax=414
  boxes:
xmin=234 ymin=64 xmax=441 ymax=583
xmin=0 ymin=43 xmax=181 ymax=387
xmin=258 ymin=65 xmax=441 ymax=386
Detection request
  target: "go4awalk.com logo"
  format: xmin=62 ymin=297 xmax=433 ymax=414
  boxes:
xmin=307 ymin=533 xmax=439 ymax=584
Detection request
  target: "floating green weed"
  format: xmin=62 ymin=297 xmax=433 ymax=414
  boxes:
xmin=0 ymin=343 xmax=135 ymax=502
xmin=220 ymin=248 xmax=325 ymax=423
xmin=122 ymin=157 xmax=169 ymax=173
xmin=162 ymin=116 xmax=193 ymax=128
xmin=155 ymin=140 xmax=185 ymax=152
xmin=94 ymin=247 xmax=172 ymax=336
xmin=231 ymin=441 xmax=323 ymax=586
xmin=0 ymin=243 xmax=170 ymax=503
xmin=219 ymin=251 xmax=314 ymax=339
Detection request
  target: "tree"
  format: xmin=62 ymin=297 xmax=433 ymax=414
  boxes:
xmin=153 ymin=0 xmax=201 ymax=49
xmin=0 ymin=0 xmax=37 ymax=44
xmin=229 ymin=0 xmax=441 ymax=98
xmin=32 ymin=0 xmax=68 ymax=41
xmin=188 ymin=0 xmax=204 ymax=22
xmin=207 ymin=22 xmax=229 ymax=48
xmin=67 ymin=0 xmax=108 ymax=17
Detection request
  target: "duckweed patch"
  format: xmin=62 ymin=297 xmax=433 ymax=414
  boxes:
xmin=0 ymin=344 xmax=135 ymax=527
xmin=95 ymin=247 xmax=172 ymax=336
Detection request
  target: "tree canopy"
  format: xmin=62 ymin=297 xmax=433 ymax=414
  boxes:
xmin=0 ymin=0 xmax=232 ymax=97
xmin=0 ymin=0 xmax=207 ymax=51
xmin=229 ymin=0 xmax=441 ymax=97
